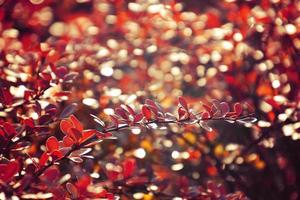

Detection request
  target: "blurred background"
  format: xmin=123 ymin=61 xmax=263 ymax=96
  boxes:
xmin=0 ymin=0 xmax=300 ymax=199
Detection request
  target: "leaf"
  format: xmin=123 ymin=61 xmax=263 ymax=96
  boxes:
xmin=39 ymin=114 xmax=52 ymax=125
xmin=220 ymin=102 xmax=230 ymax=117
xmin=68 ymin=156 xmax=83 ymax=163
xmin=202 ymin=103 xmax=213 ymax=116
xmin=60 ymin=119 xmax=73 ymax=135
xmin=145 ymin=99 xmax=158 ymax=114
xmin=0 ymin=88 xmax=13 ymax=105
xmin=178 ymin=107 xmax=188 ymax=120
xmin=110 ymin=115 xmax=119 ymax=128
xmin=178 ymin=96 xmax=188 ymax=110
xmin=46 ymin=136 xmax=59 ymax=153
xmin=90 ymin=114 xmax=105 ymax=127
xmin=63 ymin=136 xmax=74 ymax=147
xmin=142 ymin=105 xmax=152 ymax=121
xmin=123 ymin=158 xmax=136 ymax=178
xmin=51 ymin=150 xmax=63 ymax=160
xmin=68 ymin=128 xmax=82 ymax=142
xmin=69 ymin=115 xmax=83 ymax=132
xmin=115 ymin=107 xmax=129 ymax=120
xmin=133 ymin=113 xmax=144 ymax=123
xmin=122 ymin=104 xmax=135 ymax=116
xmin=234 ymin=103 xmax=243 ymax=116
xmin=56 ymin=66 xmax=68 ymax=79
xmin=59 ymin=103 xmax=78 ymax=119
xmin=71 ymin=148 xmax=92 ymax=157
xmin=80 ymin=129 xmax=97 ymax=144
xmin=66 ymin=182 xmax=78 ymax=199
xmin=201 ymin=111 xmax=210 ymax=120
xmin=39 ymin=152 xmax=49 ymax=167
xmin=63 ymin=72 xmax=79 ymax=83
xmin=237 ymin=117 xmax=257 ymax=124
xmin=0 ymin=160 xmax=20 ymax=181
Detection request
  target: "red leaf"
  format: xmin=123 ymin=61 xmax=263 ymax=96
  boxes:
xmin=46 ymin=136 xmax=59 ymax=153
xmin=115 ymin=107 xmax=129 ymax=120
xmin=142 ymin=105 xmax=152 ymax=121
xmin=68 ymin=128 xmax=82 ymax=142
xmin=60 ymin=119 xmax=73 ymax=135
xmin=0 ymin=160 xmax=20 ymax=181
xmin=178 ymin=96 xmax=188 ymax=110
xmin=70 ymin=115 xmax=83 ymax=132
xmin=202 ymin=104 xmax=213 ymax=116
xmin=39 ymin=152 xmax=49 ymax=167
xmin=51 ymin=150 xmax=64 ymax=160
xmin=178 ymin=107 xmax=188 ymax=120
xmin=110 ymin=115 xmax=119 ymax=128
xmin=63 ymin=136 xmax=74 ymax=147
xmin=234 ymin=103 xmax=243 ymax=116
xmin=75 ymin=175 xmax=91 ymax=193
xmin=134 ymin=113 xmax=144 ymax=123
xmin=123 ymin=104 xmax=136 ymax=116
xmin=80 ymin=130 xmax=97 ymax=144
xmin=0 ymin=88 xmax=13 ymax=105
xmin=201 ymin=111 xmax=210 ymax=120
xmin=66 ymin=182 xmax=79 ymax=199
xmin=122 ymin=158 xmax=136 ymax=178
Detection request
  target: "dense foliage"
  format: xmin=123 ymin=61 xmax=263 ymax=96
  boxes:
xmin=0 ymin=0 xmax=299 ymax=199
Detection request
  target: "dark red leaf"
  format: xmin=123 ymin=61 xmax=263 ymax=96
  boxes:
xmin=178 ymin=96 xmax=188 ymax=110
xmin=0 ymin=160 xmax=20 ymax=181
xmin=110 ymin=115 xmax=119 ymax=128
xmin=0 ymin=88 xmax=13 ymax=106
xmin=56 ymin=66 xmax=68 ymax=79
xmin=122 ymin=104 xmax=136 ymax=116
xmin=234 ymin=102 xmax=243 ymax=116
xmin=178 ymin=107 xmax=188 ymax=120
xmin=115 ymin=107 xmax=129 ymax=120
xmin=134 ymin=113 xmax=144 ymax=123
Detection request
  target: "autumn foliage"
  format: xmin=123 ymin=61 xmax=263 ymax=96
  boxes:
xmin=0 ymin=0 xmax=300 ymax=200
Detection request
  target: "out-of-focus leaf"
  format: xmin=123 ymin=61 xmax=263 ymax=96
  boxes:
xmin=234 ymin=102 xmax=242 ymax=116
xmin=66 ymin=182 xmax=78 ymax=199
xmin=178 ymin=96 xmax=188 ymax=110
xmin=59 ymin=103 xmax=78 ymax=119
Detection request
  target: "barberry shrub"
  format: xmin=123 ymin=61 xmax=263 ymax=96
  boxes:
xmin=1 ymin=75 xmax=255 ymax=199
xmin=1 ymin=0 xmax=299 ymax=200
